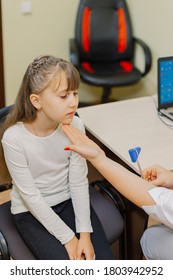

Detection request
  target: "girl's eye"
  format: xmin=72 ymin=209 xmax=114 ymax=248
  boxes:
xmin=59 ymin=92 xmax=69 ymax=99
xmin=59 ymin=91 xmax=78 ymax=99
xmin=60 ymin=95 xmax=68 ymax=99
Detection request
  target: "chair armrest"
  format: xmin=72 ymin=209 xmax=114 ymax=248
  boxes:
xmin=90 ymin=179 xmax=125 ymax=217
xmin=90 ymin=179 xmax=126 ymax=259
xmin=133 ymin=37 xmax=152 ymax=77
xmin=69 ymin=38 xmax=80 ymax=68
xmin=0 ymin=231 xmax=10 ymax=260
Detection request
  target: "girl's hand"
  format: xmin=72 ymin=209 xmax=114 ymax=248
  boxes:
xmin=64 ymin=236 xmax=79 ymax=260
xmin=143 ymin=164 xmax=173 ymax=189
xmin=77 ymin=233 xmax=95 ymax=260
xmin=62 ymin=124 xmax=105 ymax=162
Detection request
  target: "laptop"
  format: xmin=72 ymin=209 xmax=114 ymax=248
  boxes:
xmin=158 ymin=56 xmax=173 ymax=121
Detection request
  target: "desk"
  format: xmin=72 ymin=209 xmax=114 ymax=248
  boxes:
xmin=77 ymin=96 xmax=173 ymax=259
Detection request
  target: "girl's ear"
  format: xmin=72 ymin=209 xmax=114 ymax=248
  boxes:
xmin=30 ymin=94 xmax=41 ymax=109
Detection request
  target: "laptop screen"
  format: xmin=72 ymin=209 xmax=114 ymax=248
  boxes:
xmin=158 ymin=56 xmax=173 ymax=110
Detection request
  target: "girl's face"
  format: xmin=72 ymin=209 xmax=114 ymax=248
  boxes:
xmin=31 ymin=71 xmax=79 ymax=125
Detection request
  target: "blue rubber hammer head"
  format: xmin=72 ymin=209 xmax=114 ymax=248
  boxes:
xmin=128 ymin=147 xmax=141 ymax=163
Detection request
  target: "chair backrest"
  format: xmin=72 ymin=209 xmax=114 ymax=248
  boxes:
xmin=0 ymin=105 xmax=12 ymax=123
xmin=75 ymin=0 xmax=134 ymax=63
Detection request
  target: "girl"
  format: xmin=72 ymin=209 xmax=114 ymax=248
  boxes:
xmin=1 ymin=55 xmax=114 ymax=260
xmin=62 ymin=124 xmax=173 ymax=260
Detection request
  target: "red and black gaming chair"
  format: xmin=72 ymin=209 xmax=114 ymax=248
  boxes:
xmin=70 ymin=0 xmax=152 ymax=103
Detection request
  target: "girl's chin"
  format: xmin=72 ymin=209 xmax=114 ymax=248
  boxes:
xmin=61 ymin=120 xmax=72 ymax=125
xmin=60 ymin=115 xmax=74 ymax=125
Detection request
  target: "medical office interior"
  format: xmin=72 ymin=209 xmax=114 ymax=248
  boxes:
xmin=0 ymin=0 xmax=173 ymax=260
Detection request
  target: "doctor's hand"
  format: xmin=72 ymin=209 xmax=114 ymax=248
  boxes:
xmin=143 ymin=164 xmax=173 ymax=189
xmin=62 ymin=124 xmax=105 ymax=163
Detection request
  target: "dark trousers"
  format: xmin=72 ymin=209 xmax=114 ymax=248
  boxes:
xmin=13 ymin=199 xmax=114 ymax=260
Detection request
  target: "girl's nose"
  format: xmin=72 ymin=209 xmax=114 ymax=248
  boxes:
xmin=69 ymin=93 xmax=78 ymax=107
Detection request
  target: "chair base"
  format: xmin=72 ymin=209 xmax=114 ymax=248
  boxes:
xmin=101 ymin=86 xmax=112 ymax=103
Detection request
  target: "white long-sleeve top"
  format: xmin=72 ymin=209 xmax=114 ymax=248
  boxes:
xmin=1 ymin=116 xmax=92 ymax=244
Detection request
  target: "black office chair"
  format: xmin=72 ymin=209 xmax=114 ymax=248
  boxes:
xmin=0 ymin=106 xmax=125 ymax=260
xmin=70 ymin=0 xmax=152 ymax=104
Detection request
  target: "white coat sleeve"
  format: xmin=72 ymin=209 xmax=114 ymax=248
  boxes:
xmin=142 ymin=187 xmax=173 ymax=229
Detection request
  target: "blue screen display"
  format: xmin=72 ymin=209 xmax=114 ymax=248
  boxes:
xmin=160 ymin=59 xmax=173 ymax=105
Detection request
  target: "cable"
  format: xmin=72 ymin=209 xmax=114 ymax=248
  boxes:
xmin=157 ymin=112 xmax=173 ymax=128
xmin=151 ymin=95 xmax=173 ymax=128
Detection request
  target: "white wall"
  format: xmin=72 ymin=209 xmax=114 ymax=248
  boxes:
xmin=1 ymin=0 xmax=80 ymax=105
xmin=2 ymin=0 xmax=173 ymax=105
xmin=125 ymin=0 xmax=173 ymax=99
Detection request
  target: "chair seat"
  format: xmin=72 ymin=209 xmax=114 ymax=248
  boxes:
xmin=79 ymin=62 xmax=142 ymax=87
xmin=89 ymin=185 xmax=124 ymax=244
xmin=0 ymin=201 xmax=36 ymax=260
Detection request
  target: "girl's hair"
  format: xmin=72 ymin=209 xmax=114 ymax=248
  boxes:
xmin=0 ymin=55 xmax=80 ymax=184
xmin=5 ymin=55 xmax=80 ymax=127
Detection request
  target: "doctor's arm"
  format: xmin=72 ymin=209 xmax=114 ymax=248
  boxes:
xmin=62 ymin=124 xmax=155 ymax=208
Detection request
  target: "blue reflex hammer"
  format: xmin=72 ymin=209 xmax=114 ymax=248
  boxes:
xmin=128 ymin=147 xmax=143 ymax=178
